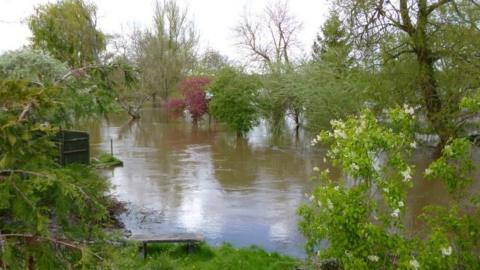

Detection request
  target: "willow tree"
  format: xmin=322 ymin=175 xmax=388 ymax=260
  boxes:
xmin=28 ymin=0 xmax=106 ymax=68
xmin=334 ymin=0 xmax=480 ymax=147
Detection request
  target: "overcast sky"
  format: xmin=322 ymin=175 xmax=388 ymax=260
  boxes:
xmin=0 ymin=0 xmax=330 ymax=60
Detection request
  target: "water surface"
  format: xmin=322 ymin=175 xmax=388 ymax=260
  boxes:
xmin=81 ymin=107 xmax=479 ymax=258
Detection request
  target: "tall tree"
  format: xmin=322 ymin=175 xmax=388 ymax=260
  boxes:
xmin=235 ymin=0 xmax=302 ymax=72
xmin=137 ymin=0 xmax=198 ymax=102
xmin=28 ymin=0 xmax=106 ymax=68
xmin=235 ymin=1 xmax=304 ymax=133
xmin=334 ymin=0 xmax=480 ymax=148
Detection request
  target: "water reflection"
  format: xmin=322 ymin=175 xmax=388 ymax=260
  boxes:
xmin=81 ymin=108 xmax=320 ymax=258
xmin=79 ymin=107 xmax=478 ymax=258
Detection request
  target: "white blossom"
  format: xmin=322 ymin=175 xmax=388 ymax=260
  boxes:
xmin=323 ymin=157 xmax=327 ymax=163
xmin=409 ymin=258 xmax=420 ymax=270
xmin=398 ymin=201 xmax=404 ymax=208
xmin=444 ymin=145 xmax=453 ymax=155
xmin=334 ymin=186 xmax=339 ymax=191
xmin=403 ymin=104 xmax=415 ymax=115
xmin=334 ymin=129 xmax=347 ymax=139
xmin=313 ymin=166 xmax=320 ymax=172
xmin=309 ymin=194 xmax=315 ymax=201
xmin=441 ymin=246 xmax=452 ymax=257
xmin=410 ymin=141 xmax=417 ymax=149
xmin=401 ymin=167 xmax=412 ymax=182
xmin=391 ymin=208 xmax=400 ymax=218
xmin=350 ymin=163 xmax=360 ymax=171
xmin=317 ymin=200 xmax=322 ymax=207
xmin=425 ymin=168 xmax=433 ymax=176
xmin=368 ymin=255 xmax=379 ymax=262
xmin=324 ymin=168 xmax=330 ymax=174
xmin=383 ymin=187 xmax=389 ymax=193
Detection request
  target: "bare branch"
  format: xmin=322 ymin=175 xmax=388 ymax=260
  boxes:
xmin=427 ymin=0 xmax=452 ymax=15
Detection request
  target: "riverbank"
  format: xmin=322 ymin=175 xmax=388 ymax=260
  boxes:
xmin=119 ymin=242 xmax=301 ymax=269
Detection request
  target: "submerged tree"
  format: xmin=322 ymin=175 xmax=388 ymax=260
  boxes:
xmin=209 ymin=68 xmax=261 ymax=137
xmin=136 ymin=0 xmax=198 ymax=102
xmin=235 ymin=1 xmax=304 ymax=134
xmin=180 ymin=76 xmax=210 ymax=125
xmin=300 ymin=13 xmax=363 ymax=131
xmin=333 ymin=0 xmax=480 ymax=148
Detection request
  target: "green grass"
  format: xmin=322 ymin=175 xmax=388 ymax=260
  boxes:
xmin=121 ymin=243 xmax=301 ymax=270
xmin=91 ymin=153 xmax=123 ymax=168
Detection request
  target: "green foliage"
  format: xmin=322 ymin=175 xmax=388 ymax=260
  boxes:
xmin=332 ymin=0 xmax=480 ymax=146
xmin=299 ymin=108 xmax=480 ymax=269
xmin=91 ymin=153 xmax=123 ymax=169
xmin=209 ymin=68 xmax=261 ymax=136
xmin=0 ymin=49 xmax=69 ymax=84
xmin=0 ymin=79 xmax=120 ymax=268
xmin=116 ymin=243 xmax=299 ymax=270
xmin=134 ymin=0 xmax=198 ymax=101
xmin=28 ymin=0 xmax=106 ymax=68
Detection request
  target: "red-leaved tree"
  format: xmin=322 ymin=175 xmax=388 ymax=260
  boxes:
xmin=166 ymin=98 xmax=186 ymax=118
xmin=179 ymin=76 xmax=210 ymax=124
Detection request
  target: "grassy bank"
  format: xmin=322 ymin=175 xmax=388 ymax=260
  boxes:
xmin=118 ymin=243 xmax=301 ymax=270
xmin=92 ymin=153 xmax=124 ymax=168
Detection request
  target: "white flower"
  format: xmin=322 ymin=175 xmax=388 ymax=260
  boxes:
xmin=327 ymin=199 xmax=334 ymax=210
xmin=334 ymin=129 xmax=347 ymax=139
xmin=323 ymin=157 xmax=327 ymax=163
xmin=441 ymin=246 xmax=452 ymax=257
xmin=311 ymin=138 xmax=318 ymax=146
xmin=391 ymin=208 xmax=400 ymax=218
xmin=425 ymin=168 xmax=433 ymax=176
xmin=401 ymin=167 xmax=412 ymax=182
xmin=444 ymin=145 xmax=453 ymax=155
xmin=316 ymin=134 xmax=321 ymax=142
xmin=403 ymin=104 xmax=415 ymax=115
xmin=410 ymin=141 xmax=417 ymax=149
xmin=409 ymin=258 xmax=420 ymax=270
xmin=309 ymin=194 xmax=315 ymax=201
xmin=383 ymin=187 xmax=389 ymax=193
xmin=350 ymin=163 xmax=360 ymax=171
xmin=324 ymin=168 xmax=330 ymax=174
xmin=367 ymin=255 xmax=379 ymax=262
xmin=398 ymin=201 xmax=404 ymax=208
xmin=334 ymin=186 xmax=340 ymax=191
xmin=313 ymin=166 xmax=320 ymax=172
xmin=355 ymin=126 xmax=362 ymax=135
xmin=317 ymin=200 xmax=322 ymax=207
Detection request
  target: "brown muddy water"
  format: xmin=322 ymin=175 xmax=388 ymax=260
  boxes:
xmin=80 ymin=107 xmax=479 ymax=258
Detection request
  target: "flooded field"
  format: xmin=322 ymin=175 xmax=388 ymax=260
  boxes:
xmin=81 ymin=107 xmax=480 ymax=258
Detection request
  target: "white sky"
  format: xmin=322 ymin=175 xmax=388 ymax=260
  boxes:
xmin=0 ymin=0 xmax=330 ymax=61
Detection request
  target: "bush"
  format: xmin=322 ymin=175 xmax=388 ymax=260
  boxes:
xmin=299 ymin=106 xmax=480 ymax=269
xmin=208 ymin=68 xmax=261 ymax=136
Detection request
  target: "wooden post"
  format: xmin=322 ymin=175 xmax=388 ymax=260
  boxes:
xmin=143 ymin=242 xmax=147 ymax=259
xmin=110 ymin=138 xmax=113 ymax=156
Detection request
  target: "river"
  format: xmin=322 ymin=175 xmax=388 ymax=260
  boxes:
xmin=80 ymin=106 xmax=479 ymax=258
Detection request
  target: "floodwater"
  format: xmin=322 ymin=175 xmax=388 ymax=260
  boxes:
xmin=81 ymin=107 xmax=479 ymax=258
xmin=83 ymin=107 xmax=322 ymax=258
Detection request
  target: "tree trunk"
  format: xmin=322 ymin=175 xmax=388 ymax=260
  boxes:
xmin=414 ymin=1 xmax=451 ymax=149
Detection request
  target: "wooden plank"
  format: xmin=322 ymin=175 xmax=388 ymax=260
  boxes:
xmin=130 ymin=233 xmax=204 ymax=243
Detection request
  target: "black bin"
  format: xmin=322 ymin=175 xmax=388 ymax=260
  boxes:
xmin=54 ymin=130 xmax=90 ymax=166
